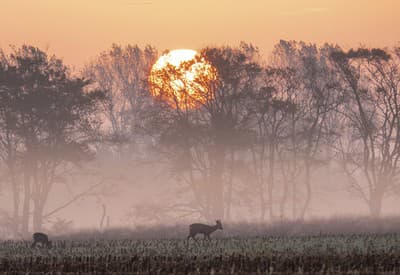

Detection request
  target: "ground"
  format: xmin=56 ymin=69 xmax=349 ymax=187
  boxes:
xmin=0 ymin=234 xmax=399 ymax=274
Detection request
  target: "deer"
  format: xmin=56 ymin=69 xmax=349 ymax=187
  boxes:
xmin=32 ymin=232 xmax=52 ymax=248
xmin=187 ymin=220 xmax=223 ymax=240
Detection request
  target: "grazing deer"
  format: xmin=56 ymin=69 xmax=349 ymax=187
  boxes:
xmin=32 ymin=232 xmax=52 ymax=248
xmin=188 ymin=220 xmax=223 ymax=240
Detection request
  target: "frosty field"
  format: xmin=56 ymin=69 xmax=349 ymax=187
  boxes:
xmin=0 ymin=234 xmax=399 ymax=274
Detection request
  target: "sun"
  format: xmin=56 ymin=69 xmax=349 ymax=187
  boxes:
xmin=148 ymin=49 xmax=217 ymax=109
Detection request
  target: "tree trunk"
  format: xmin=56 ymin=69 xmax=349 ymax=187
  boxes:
xmin=268 ymin=142 xmax=275 ymax=220
xmin=21 ymin=168 xmax=31 ymax=235
xmin=300 ymin=159 xmax=312 ymax=220
xmin=224 ymin=151 xmax=235 ymax=221
xmin=9 ymin=164 xmax=20 ymax=235
xmin=280 ymin=179 xmax=289 ymax=220
xmin=369 ymin=187 xmax=384 ymax=218
xmin=292 ymin=179 xmax=297 ymax=219
xmin=32 ymin=199 xmax=44 ymax=232
xmin=259 ymin=182 xmax=266 ymax=222
xmin=290 ymin=113 xmax=298 ymax=220
xmin=210 ymin=147 xmax=225 ymax=220
xmin=225 ymin=172 xmax=233 ymax=221
xmin=32 ymin=162 xmax=53 ymax=233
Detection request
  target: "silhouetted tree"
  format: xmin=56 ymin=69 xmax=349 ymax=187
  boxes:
xmin=0 ymin=45 xmax=105 ymax=233
xmin=248 ymin=65 xmax=297 ymax=221
xmin=263 ymin=41 xmax=342 ymax=219
xmin=331 ymin=47 xmax=400 ymax=217
xmin=83 ymin=44 xmax=157 ymax=160
xmin=141 ymin=44 xmax=261 ymax=221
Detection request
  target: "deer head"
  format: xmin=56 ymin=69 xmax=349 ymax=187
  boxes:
xmin=216 ymin=220 xmax=223 ymax=230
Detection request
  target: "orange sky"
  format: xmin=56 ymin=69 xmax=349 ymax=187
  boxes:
xmin=1 ymin=0 xmax=399 ymax=68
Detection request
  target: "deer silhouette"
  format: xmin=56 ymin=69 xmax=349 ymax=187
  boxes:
xmin=187 ymin=220 xmax=223 ymax=240
xmin=32 ymin=232 xmax=52 ymax=248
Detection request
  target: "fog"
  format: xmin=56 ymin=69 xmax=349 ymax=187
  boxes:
xmin=2 ymin=164 xmax=398 ymax=234
xmin=1 ymin=41 xmax=400 ymax=239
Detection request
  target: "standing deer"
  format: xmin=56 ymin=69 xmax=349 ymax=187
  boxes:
xmin=32 ymin=232 xmax=52 ymax=248
xmin=187 ymin=220 xmax=223 ymax=240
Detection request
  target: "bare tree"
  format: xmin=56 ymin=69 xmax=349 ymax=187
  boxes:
xmin=248 ymin=66 xmax=297 ymax=221
xmin=253 ymin=41 xmax=341 ymax=220
xmin=332 ymin=47 xmax=400 ymax=217
xmin=141 ymin=44 xmax=261 ymax=221
xmin=286 ymin=42 xmax=341 ymax=219
xmin=0 ymin=45 xmax=105 ymax=233
xmin=0 ymin=49 xmax=23 ymax=233
xmin=83 ymin=44 xmax=157 ymax=160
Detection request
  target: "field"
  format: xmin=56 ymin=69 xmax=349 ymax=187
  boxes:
xmin=0 ymin=234 xmax=399 ymax=274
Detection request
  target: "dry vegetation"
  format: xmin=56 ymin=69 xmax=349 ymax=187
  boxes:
xmin=0 ymin=217 xmax=399 ymax=273
xmin=0 ymin=234 xmax=399 ymax=273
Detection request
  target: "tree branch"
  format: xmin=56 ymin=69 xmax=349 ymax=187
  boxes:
xmin=43 ymin=179 xmax=107 ymax=219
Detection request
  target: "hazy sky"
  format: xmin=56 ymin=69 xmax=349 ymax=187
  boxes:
xmin=1 ymin=0 xmax=399 ymax=68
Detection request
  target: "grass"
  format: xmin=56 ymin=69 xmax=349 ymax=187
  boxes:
xmin=0 ymin=216 xmax=399 ymax=273
xmin=0 ymin=234 xmax=399 ymax=273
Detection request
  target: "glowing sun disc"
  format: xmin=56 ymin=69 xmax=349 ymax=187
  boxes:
xmin=152 ymin=49 xmax=197 ymax=70
xmin=148 ymin=49 xmax=217 ymax=109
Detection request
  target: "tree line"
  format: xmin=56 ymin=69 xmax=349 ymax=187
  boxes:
xmin=1 ymin=41 xmax=399 ymax=236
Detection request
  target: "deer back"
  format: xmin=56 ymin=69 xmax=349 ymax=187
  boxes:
xmin=33 ymin=232 xmax=49 ymax=243
xmin=190 ymin=223 xmax=216 ymax=234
